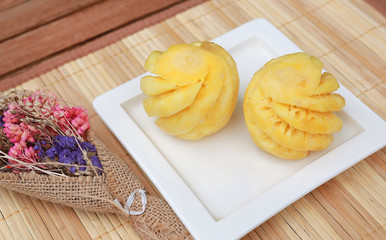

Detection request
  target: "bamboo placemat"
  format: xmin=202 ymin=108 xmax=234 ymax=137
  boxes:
xmin=1 ymin=0 xmax=385 ymax=239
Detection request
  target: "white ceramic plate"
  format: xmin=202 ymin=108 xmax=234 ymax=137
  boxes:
xmin=93 ymin=19 xmax=386 ymax=240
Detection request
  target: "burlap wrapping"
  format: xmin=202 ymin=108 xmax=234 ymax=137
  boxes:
xmin=0 ymin=131 xmax=192 ymax=240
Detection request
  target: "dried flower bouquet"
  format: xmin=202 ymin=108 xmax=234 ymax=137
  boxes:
xmin=0 ymin=90 xmax=192 ymax=240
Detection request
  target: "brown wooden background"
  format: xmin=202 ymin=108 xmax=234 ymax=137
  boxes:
xmin=0 ymin=0 xmax=384 ymax=86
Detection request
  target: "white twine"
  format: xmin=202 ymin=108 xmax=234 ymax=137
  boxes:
xmin=114 ymin=189 xmax=147 ymax=215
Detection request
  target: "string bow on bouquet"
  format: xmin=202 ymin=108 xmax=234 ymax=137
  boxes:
xmin=0 ymin=90 xmax=192 ymax=240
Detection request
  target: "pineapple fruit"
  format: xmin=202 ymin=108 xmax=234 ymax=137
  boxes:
xmin=243 ymin=53 xmax=345 ymax=159
xmin=141 ymin=41 xmax=239 ymax=140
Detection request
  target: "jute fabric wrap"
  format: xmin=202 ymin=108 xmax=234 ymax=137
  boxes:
xmin=0 ymin=132 xmax=192 ymax=240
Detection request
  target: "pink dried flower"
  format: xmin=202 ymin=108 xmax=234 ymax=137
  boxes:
xmin=8 ymin=142 xmax=24 ymax=157
xmin=8 ymin=144 xmax=38 ymax=165
xmin=54 ymin=106 xmax=90 ymax=136
xmin=3 ymin=103 xmax=23 ymax=124
xmin=3 ymin=121 xmax=37 ymax=144
xmin=24 ymin=146 xmax=37 ymax=159
xmin=23 ymin=91 xmax=57 ymax=112
xmin=1 ymin=90 xmax=93 ymax=174
xmin=67 ymin=107 xmax=90 ymax=135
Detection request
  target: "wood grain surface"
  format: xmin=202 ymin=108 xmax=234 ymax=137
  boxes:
xmin=0 ymin=0 xmax=103 ymax=41
xmin=0 ymin=0 xmax=186 ymax=78
xmin=0 ymin=0 xmax=385 ymax=239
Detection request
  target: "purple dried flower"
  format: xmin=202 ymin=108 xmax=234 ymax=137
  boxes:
xmin=0 ymin=115 xmax=4 ymax=128
xmin=80 ymin=141 xmax=97 ymax=152
xmin=35 ymin=141 xmax=48 ymax=158
xmin=58 ymin=149 xmax=71 ymax=159
xmin=55 ymin=135 xmax=77 ymax=150
xmin=91 ymin=155 xmax=103 ymax=174
xmin=69 ymin=166 xmax=76 ymax=173
xmin=91 ymin=155 xmax=102 ymax=168
xmin=64 ymin=136 xmax=77 ymax=150
xmin=54 ymin=144 xmax=63 ymax=155
xmin=46 ymin=147 xmax=57 ymax=160
xmin=33 ymin=144 xmax=41 ymax=151
xmin=58 ymin=155 xmax=73 ymax=164
xmin=71 ymin=150 xmax=81 ymax=160
xmin=40 ymin=135 xmax=103 ymax=175
xmin=0 ymin=90 xmax=99 ymax=175
xmin=71 ymin=150 xmax=86 ymax=171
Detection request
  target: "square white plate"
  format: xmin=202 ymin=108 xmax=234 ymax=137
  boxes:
xmin=93 ymin=18 xmax=386 ymax=240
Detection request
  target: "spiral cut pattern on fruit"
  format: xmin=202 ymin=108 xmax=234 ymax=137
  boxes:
xmin=141 ymin=41 xmax=239 ymax=140
xmin=243 ymin=53 xmax=345 ymax=159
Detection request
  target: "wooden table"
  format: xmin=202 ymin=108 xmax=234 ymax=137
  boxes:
xmin=0 ymin=0 xmax=385 ymax=239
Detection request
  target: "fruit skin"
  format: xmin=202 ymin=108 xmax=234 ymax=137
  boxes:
xmin=141 ymin=41 xmax=239 ymax=140
xmin=243 ymin=52 xmax=345 ymax=160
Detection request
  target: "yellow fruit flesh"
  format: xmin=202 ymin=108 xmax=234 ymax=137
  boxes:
xmin=144 ymin=51 xmax=162 ymax=72
xmin=140 ymin=76 xmax=179 ymax=96
xmin=246 ymin=87 xmax=333 ymax=152
xmin=271 ymin=102 xmax=343 ymax=134
xmin=143 ymin=80 xmax=203 ymax=117
xmin=156 ymin=56 xmax=224 ymax=135
xmin=141 ymin=41 xmax=239 ymax=139
xmin=313 ymin=72 xmax=340 ymax=95
xmin=289 ymin=94 xmax=345 ymax=112
xmin=243 ymin=52 xmax=345 ymax=159
xmin=144 ymin=45 xmax=210 ymax=86
xmin=243 ymin=96 xmax=308 ymax=159
xmin=257 ymin=53 xmax=322 ymax=103
xmin=178 ymin=42 xmax=239 ymax=139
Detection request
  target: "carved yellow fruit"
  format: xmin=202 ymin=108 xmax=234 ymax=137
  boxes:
xmin=243 ymin=52 xmax=345 ymax=159
xmin=141 ymin=41 xmax=239 ymax=140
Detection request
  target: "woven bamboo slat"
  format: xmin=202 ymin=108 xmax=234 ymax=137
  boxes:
xmin=1 ymin=0 xmax=385 ymax=239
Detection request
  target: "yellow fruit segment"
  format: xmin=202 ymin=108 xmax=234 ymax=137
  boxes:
xmin=257 ymin=53 xmax=322 ymax=103
xmin=271 ymin=102 xmax=343 ymax=134
xmin=312 ymin=72 xmax=340 ymax=95
xmin=309 ymin=56 xmax=324 ymax=72
xmin=243 ymin=96 xmax=309 ymax=159
xmin=244 ymin=52 xmax=345 ymax=159
xmin=156 ymin=56 xmax=224 ymax=135
xmin=141 ymin=41 xmax=239 ymax=139
xmin=178 ymin=42 xmax=239 ymax=139
xmin=145 ymin=44 xmax=210 ymax=86
xmin=143 ymin=80 xmax=203 ymax=117
xmin=140 ymin=76 xmax=179 ymax=96
xmin=290 ymin=94 xmax=345 ymax=112
xmin=247 ymin=88 xmax=333 ymax=151
xmin=144 ymin=51 xmax=162 ymax=72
